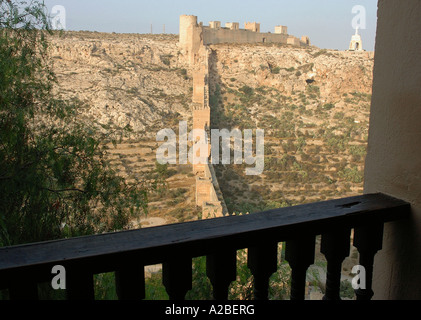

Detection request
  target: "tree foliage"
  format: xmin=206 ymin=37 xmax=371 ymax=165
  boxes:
xmin=0 ymin=0 xmax=151 ymax=246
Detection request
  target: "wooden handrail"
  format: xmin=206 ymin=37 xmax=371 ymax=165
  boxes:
xmin=0 ymin=193 xmax=411 ymax=300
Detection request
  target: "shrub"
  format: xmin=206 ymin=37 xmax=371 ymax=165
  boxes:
xmin=312 ymin=49 xmax=329 ymax=58
xmin=160 ymin=54 xmax=173 ymax=66
xmin=322 ymin=103 xmax=335 ymax=111
xmin=239 ymin=85 xmax=254 ymax=96
xmin=339 ymin=166 xmax=364 ymax=183
xmin=349 ymin=145 xmax=367 ymax=162
xmin=271 ymin=66 xmax=281 ymax=74
xmin=306 ymin=85 xmax=320 ymax=96
xmin=334 ymin=112 xmax=345 ymax=120
xmin=296 ymin=137 xmax=307 ymax=152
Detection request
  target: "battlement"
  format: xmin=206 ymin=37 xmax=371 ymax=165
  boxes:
xmin=209 ymin=21 xmax=221 ymax=29
xmin=244 ymin=22 xmax=260 ymax=33
xmin=225 ymin=22 xmax=239 ymax=30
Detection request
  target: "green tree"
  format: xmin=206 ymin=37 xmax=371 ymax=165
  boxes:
xmin=0 ymin=0 xmax=151 ymax=246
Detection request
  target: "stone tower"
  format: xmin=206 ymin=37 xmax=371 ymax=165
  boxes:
xmin=349 ymin=27 xmax=363 ymax=51
xmin=179 ymin=15 xmax=203 ymax=65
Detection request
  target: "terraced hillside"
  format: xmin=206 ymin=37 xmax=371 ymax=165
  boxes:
xmin=102 ymin=139 xmax=198 ymax=226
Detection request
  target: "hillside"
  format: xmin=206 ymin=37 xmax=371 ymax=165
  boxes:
xmin=208 ymin=43 xmax=374 ymax=213
xmin=48 ymin=31 xmax=199 ymax=225
xmin=47 ymin=31 xmax=374 ymax=223
xmin=49 ymin=31 xmax=191 ymax=134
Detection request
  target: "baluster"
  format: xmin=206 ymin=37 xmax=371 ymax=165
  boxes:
xmin=66 ymin=265 xmax=95 ymax=300
xmin=163 ymin=257 xmax=192 ymax=300
xmin=206 ymin=250 xmax=237 ymax=300
xmin=8 ymin=274 xmax=39 ymax=300
xmin=247 ymin=242 xmax=278 ymax=300
xmin=285 ymin=236 xmax=316 ymax=300
xmin=115 ymin=261 xmax=145 ymax=300
xmin=353 ymin=223 xmax=384 ymax=300
xmin=321 ymin=228 xmax=351 ymax=300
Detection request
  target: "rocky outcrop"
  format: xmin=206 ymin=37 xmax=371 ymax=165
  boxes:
xmin=49 ymin=31 xmax=192 ymax=137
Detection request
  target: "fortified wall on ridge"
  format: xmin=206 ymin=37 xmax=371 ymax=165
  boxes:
xmin=180 ymin=15 xmax=310 ymax=219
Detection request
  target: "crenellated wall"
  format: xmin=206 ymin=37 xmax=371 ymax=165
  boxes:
xmin=179 ymin=15 xmax=310 ymax=66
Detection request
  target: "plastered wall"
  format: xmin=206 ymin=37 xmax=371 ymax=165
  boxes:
xmin=364 ymin=0 xmax=421 ymax=299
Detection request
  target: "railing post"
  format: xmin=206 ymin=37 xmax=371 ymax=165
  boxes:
xmin=353 ymin=223 xmax=384 ymax=300
xmin=115 ymin=261 xmax=145 ymax=300
xmin=66 ymin=266 xmax=95 ymax=300
xmin=321 ymin=228 xmax=351 ymax=300
xmin=163 ymin=257 xmax=192 ymax=300
xmin=248 ymin=242 xmax=278 ymax=300
xmin=285 ymin=236 xmax=316 ymax=300
xmin=206 ymin=250 xmax=237 ymax=300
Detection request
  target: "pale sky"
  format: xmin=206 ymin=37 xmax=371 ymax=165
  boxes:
xmin=43 ymin=0 xmax=378 ymax=51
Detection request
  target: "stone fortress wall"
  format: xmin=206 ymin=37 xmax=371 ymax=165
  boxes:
xmin=180 ymin=15 xmax=310 ymax=65
xmin=180 ymin=15 xmax=310 ymax=218
xmin=189 ymin=45 xmax=228 ymax=219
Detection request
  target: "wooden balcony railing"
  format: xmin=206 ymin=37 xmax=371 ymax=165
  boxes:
xmin=0 ymin=193 xmax=410 ymax=300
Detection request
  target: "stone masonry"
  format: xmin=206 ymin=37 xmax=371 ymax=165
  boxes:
xmin=184 ymin=32 xmax=227 ymax=219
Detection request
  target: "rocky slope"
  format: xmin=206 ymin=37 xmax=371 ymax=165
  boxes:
xmin=49 ymin=31 xmax=192 ymax=136
xmin=209 ymin=43 xmax=373 ymax=101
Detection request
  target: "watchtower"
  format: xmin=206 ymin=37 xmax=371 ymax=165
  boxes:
xmin=179 ymin=15 xmax=203 ymax=64
xmin=179 ymin=15 xmax=197 ymax=50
